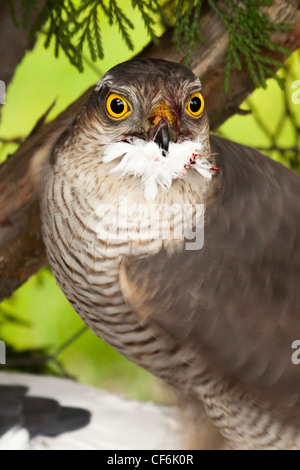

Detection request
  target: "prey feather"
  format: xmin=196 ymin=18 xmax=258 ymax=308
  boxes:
xmin=103 ymin=139 xmax=214 ymax=200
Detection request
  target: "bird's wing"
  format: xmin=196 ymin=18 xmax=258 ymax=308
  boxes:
xmin=120 ymin=135 xmax=300 ymax=415
xmin=0 ymin=375 xmax=91 ymax=450
xmin=0 ymin=373 xmax=181 ymax=450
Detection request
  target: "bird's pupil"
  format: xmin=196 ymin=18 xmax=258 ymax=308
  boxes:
xmin=190 ymin=97 xmax=201 ymax=113
xmin=111 ymin=98 xmax=125 ymax=114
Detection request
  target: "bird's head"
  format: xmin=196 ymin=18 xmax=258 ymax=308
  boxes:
xmin=74 ymin=59 xmax=217 ymax=200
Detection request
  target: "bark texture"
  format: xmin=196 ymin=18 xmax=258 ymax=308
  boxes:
xmin=0 ymin=0 xmax=46 ymax=88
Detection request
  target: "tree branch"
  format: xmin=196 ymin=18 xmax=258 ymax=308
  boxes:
xmin=0 ymin=0 xmax=300 ymax=302
xmin=0 ymin=0 xmax=46 ymax=88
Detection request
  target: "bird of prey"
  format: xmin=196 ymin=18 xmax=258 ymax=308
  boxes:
xmin=41 ymin=58 xmax=300 ymax=450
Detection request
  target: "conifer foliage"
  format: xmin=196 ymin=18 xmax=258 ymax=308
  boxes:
xmin=7 ymin=0 xmax=291 ymax=90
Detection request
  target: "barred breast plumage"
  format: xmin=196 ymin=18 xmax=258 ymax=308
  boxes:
xmin=42 ymin=143 xmax=210 ymax=378
xmin=41 ymin=59 xmax=300 ymax=449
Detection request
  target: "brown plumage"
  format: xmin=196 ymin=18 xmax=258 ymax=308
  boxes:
xmin=42 ymin=58 xmax=300 ymax=449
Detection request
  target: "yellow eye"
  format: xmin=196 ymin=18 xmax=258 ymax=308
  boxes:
xmin=106 ymin=93 xmax=131 ymax=120
xmin=185 ymin=92 xmax=205 ymax=118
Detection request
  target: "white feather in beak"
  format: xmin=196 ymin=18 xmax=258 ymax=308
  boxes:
xmin=103 ymin=138 xmax=214 ymax=200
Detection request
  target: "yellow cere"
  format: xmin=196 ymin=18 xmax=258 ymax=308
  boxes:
xmin=152 ymin=103 xmax=175 ymax=126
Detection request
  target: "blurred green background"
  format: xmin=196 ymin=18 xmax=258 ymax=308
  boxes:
xmin=0 ymin=5 xmax=299 ymax=402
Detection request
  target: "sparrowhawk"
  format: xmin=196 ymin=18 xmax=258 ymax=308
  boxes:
xmin=41 ymin=58 xmax=300 ymax=450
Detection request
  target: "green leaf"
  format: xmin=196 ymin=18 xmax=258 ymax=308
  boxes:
xmin=6 ymin=0 xmax=292 ymax=92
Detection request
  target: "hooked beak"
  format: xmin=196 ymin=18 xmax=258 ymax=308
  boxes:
xmin=153 ymin=118 xmax=171 ymax=154
xmin=149 ymin=103 xmax=178 ymax=156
